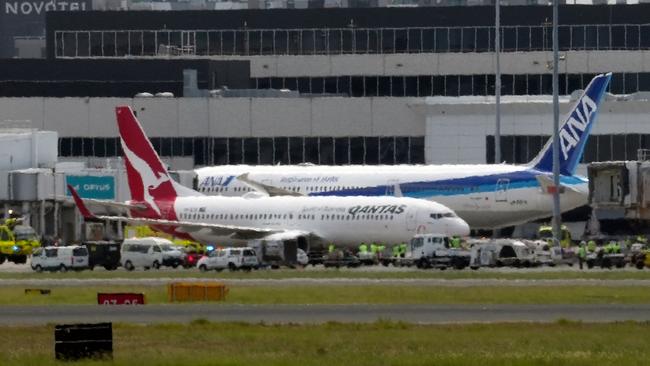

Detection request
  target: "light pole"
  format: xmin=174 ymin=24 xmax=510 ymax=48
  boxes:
xmin=495 ymin=0 xmax=501 ymax=165
xmin=551 ymin=0 xmax=562 ymax=248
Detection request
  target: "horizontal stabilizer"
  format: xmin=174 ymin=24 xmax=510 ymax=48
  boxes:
xmin=535 ymin=175 xmax=581 ymax=194
xmin=237 ymin=173 xmax=303 ymax=197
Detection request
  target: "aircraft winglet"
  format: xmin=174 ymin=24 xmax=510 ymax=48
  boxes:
xmin=67 ymin=184 xmax=97 ymax=220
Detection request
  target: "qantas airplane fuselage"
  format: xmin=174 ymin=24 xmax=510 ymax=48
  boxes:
xmin=169 ymin=194 xmax=470 ymax=246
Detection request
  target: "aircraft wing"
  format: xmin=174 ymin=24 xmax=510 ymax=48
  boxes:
xmin=535 ymin=175 xmax=581 ymax=194
xmin=93 ymin=214 xmax=282 ymax=239
xmin=237 ymin=173 xmax=303 ymax=197
xmin=74 ymin=198 xmax=148 ymax=213
xmin=68 ymin=184 xmax=309 ymax=240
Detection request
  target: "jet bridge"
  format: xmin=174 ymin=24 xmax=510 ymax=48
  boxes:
xmin=588 ymin=150 xmax=650 ymax=233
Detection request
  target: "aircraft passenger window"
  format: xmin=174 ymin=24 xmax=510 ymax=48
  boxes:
xmin=289 ymin=214 xmax=293 ymax=219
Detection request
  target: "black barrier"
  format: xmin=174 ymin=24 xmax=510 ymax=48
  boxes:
xmin=54 ymin=323 xmax=112 ymax=360
xmin=24 ymin=289 xmax=51 ymax=295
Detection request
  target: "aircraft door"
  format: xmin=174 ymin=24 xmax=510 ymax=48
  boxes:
xmin=495 ymin=179 xmax=510 ymax=202
xmin=385 ymin=179 xmax=400 ymax=196
xmin=405 ymin=207 xmax=417 ymax=231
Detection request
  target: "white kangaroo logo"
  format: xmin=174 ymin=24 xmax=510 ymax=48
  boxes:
xmin=121 ymin=139 xmax=170 ymax=216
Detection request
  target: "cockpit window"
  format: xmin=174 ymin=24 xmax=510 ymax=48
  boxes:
xmin=431 ymin=212 xmax=456 ymax=219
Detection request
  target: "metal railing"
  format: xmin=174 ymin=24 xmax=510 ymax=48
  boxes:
xmin=54 ymin=23 xmax=650 ymax=58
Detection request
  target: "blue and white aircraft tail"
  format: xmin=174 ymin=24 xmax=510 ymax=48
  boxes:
xmin=529 ymin=72 xmax=611 ymax=176
xmin=195 ymin=73 xmax=612 ymax=229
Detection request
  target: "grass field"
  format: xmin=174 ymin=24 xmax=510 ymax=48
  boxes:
xmin=2 ymin=267 xmax=650 ymax=280
xmin=0 ymin=321 xmax=649 ymax=365
xmin=5 ymin=284 xmax=650 ymax=305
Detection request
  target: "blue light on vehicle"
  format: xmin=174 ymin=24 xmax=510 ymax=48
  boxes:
xmin=12 ymin=245 xmax=19 ymax=252
xmin=206 ymin=245 xmax=214 ymax=252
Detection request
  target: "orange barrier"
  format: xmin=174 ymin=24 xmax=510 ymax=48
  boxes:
xmin=167 ymin=282 xmax=228 ymax=302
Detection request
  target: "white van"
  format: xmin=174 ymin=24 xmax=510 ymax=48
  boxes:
xmin=197 ymin=247 xmax=259 ymax=272
xmin=31 ymin=246 xmax=89 ymax=272
xmin=120 ymin=237 xmax=175 ymax=271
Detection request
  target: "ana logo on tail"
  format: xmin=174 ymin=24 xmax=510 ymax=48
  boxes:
xmin=559 ymin=94 xmax=597 ymax=160
xmin=529 ymin=72 xmax=611 ymax=176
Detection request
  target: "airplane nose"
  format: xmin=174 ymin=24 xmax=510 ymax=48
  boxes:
xmin=450 ymin=219 xmax=470 ymax=237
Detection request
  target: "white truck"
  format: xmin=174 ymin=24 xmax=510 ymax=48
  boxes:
xmin=397 ymin=234 xmax=470 ymax=270
xmin=469 ymin=239 xmax=537 ymax=269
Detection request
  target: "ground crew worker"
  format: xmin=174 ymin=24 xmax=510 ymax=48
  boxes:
xmin=392 ymin=244 xmax=400 ymax=258
xmin=370 ymin=243 xmax=377 ymax=254
xmin=614 ymin=241 xmax=621 ymax=254
xmin=399 ymin=242 xmax=407 ymax=258
xmin=359 ymin=243 xmax=368 ymax=254
xmin=328 ymin=243 xmax=335 ymax=254
xmin=450 ymin=236 xmax=461 ymax=249
xmin=578 ymin=242 xmax=587 ymax=270
xmin=637 ymin=235 xmax=648 ymax=244
xmin=587 ymin=240 xmax=597 ymax=253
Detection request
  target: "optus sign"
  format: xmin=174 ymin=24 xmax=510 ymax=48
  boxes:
xmin=66 ymin=175 xmax=115 ymax=200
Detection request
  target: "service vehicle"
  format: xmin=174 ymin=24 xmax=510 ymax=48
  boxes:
xmin=0 ymin=221 xmax=41 ymax=265
xmin=159 ymin=243 xmax=185 ymax=268
xmin=120 ymin=237 xmax=170 ymax=271
xmin=84 ymin=241 xmax=121 ymax=270
xmin=586 ymin=250 xmax=626 ymax=269
xmin=322 ymin=250 xmax=361 ymax=268
xmin=395 ymin=234 xmax=469 ymax=269
xmin=469 ymin=239 xmax=536 ymax=269
xmin=197 ymin=247 xmax=259 ymax=272
xmin=31 ymin=246 xmax=89 ymax=272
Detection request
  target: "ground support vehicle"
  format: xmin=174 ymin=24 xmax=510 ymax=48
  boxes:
xmin=85 ymin=241 xmax=121 ymax=270
xmin=401 ymin=234 xmax=469 ymax=270
xmin=120 ymin=237 xmax=171 ymax=271
xmin=469 ymin=239 xmax=537 ymax=269
xmin=586 ymin=251 xmax=626 ymax=269
xmin=31 ymin=246 xmax=89 ymax=272
xmin=197 ymin=247 xmax=259 ymax=272
xmin=0 ymin=224 xmax=41 ymax=265
xmin=630 ymin=250 xmax=650 ymax=269
xmin=249 ymin=239 xmax=303 ymax=268
xmin=322 ymin=250 xmax=361 ymax=268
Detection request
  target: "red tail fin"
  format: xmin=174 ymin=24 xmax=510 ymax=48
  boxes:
xmin=68 ymin=184 xmax=97 ymax=220
xmin=116 ymin=106 xmax=178 ymax=216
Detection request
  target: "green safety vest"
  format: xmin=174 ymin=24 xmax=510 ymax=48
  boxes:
xmin=587 ymin=241 xmax=596 ymax=252
xmin=359 ymin=244 xmax=368 ymax=253
xmin=578 ymin=247 xmax=587 ymax=258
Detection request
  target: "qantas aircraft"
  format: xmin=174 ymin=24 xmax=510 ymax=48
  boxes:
xmin=195 ymin=73 xmax=612 ymax=229
xmin=69 ymin=106 xmax=470 ymax=251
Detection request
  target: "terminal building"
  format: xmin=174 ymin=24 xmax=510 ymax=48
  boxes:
xmin=1 ymin=3 xmax=650 ymax=239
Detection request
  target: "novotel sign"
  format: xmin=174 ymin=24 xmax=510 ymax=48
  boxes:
xmin=3 ymin=0 xmax=88 ymax=16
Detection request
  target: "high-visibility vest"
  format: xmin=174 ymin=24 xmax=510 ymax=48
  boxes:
xmin=587 ymin=241 xmax=597 ymax=252
xmin=578 ymin=246 xmax=587 ymax=259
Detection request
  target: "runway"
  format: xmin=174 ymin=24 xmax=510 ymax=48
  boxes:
xmin=2 ymin=304 xmax=650 ymax=325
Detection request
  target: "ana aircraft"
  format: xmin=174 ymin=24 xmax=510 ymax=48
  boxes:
xmin=69 ymin=106 xmax=470 ymax=251
xmin=195 ymin=73 xmax=612 ymax=229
